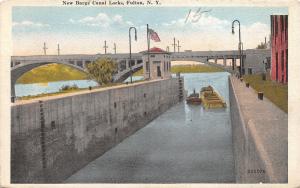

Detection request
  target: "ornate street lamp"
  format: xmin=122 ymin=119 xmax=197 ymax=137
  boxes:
xmin=129 ymin=27 xmax=137 ymax=83
xmin=232 ymin=20 xmax=243 ymax=76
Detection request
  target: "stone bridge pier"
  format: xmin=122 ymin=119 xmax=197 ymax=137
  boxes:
xmin=223 ymin=56 xmax=227 ymax=66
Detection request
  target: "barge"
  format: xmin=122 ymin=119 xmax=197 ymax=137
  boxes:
xmin=200 ymin=86 xmax=226 ymax=109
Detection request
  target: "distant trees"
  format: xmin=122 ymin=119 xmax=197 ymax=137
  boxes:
xmin=86 ymin=58 xmax=117 ymax=85
xmin=59 ymin=84 xmax=79 ymax=92
xmin=256 ymin=42 xmax=268 ymax=49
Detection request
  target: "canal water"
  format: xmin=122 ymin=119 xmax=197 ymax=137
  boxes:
xmin=65 ymin=72 xmax=235 ymax=183
xmin=14 ymin=76 xmax=144 ymax=97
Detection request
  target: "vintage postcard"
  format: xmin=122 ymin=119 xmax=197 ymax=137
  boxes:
xmin=0 ymin=0 xmax=300 ymax=187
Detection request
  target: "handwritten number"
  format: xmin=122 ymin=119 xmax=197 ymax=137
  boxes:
xmin=185 ymin=8 xmax=212 ymax=24
xmin=185 ymin=9 xmax=192 ymax=23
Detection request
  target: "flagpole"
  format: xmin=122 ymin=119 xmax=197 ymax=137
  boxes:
xmin=147 ymin=24 xmax=150 ymax=79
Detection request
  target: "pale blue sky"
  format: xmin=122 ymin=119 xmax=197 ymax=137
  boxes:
xmin=12 ymin=6 xmax=288 ymax=55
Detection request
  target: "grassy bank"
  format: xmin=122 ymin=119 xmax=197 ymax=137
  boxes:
xmin=18 ymin=82 xmax=123 ymax=100
xmin=243 ymin=74 xmax=288 ymax=113
xmin=18 ymin=79 xmax=146 ymax=100
xmin=133 ymin=65 xmax=224 ymax=76
xmin=133 ymin=69 xmax=143 ymax=76
xmin=18 ymin=64 xmax=224 ymax=83
xmin=19 ymin=87 xmax=86 ymax=100
xmin=171 ymin=65 xmax=224 ymax=73
xmin=17 ymin=63 xmax=88 ymax=84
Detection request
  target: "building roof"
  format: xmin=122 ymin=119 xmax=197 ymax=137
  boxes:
xmin=140 ymin=47 xmax=171 ymax=54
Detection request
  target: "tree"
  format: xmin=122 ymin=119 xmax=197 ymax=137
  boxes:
xmin=86 ymin=58 xmax=117 ymax=85
xmin=256 ymin=42 xmax=267 ymax=49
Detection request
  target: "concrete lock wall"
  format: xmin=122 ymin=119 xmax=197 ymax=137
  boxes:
xmin=11 ymin=77 xmax=183 ymax=183
xmin=228 ymin=76 xmax=286 ymax=183
xmin=229 ymin=76 xmax=266 ymax=183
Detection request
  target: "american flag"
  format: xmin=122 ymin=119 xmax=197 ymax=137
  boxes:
xmin=148 ymin=28 xmax=161 ymax=42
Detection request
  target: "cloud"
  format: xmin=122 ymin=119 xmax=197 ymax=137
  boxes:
xmin=159 ymin=10 xmax=269 ymax=51
xmin=13 ymin=21 xmax=50 ymax=28
xmin=242 ymin=22 xmax=269 ymax=48
xmin=69 ymin=13 xmax=133 ymax=28
xmin=162 ymin=10 xmax=230 ymax=32
xmin=13 ymin=10 xmax=271 ymax=55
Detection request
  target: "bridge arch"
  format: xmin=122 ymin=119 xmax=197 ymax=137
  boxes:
xmin=170 ymin=60 xmax=206 ymax=65
xmin=11 ymin=61 xmax=87 ymax=97
xmin=170 ymin=59 xmax=234 ymax=73
xmin=113 ymin=64 xmax=143 ymax=83
xmin=11 ymin=60 xmax=144 ymax=97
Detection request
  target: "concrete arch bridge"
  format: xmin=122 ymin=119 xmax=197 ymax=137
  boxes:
xmin=11 ymin=49 xmax=270 ymax=97
xmin=11 ymin=54 xmax=143 ymax=97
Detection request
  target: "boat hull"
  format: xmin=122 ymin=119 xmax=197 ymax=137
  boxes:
xmin=186 ymin=97 xmax=202 ymax=105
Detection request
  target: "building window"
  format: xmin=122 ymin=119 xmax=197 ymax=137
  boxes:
xmin=248 ymin=68 xmax=253 ymax=75
xmin=167 ymin=62 xmax=169 ymax=71
xmin=150 ymin=55 xmax=155 ymax=58
xmin=265 ymin=57 xmax=271 ymax=70
xmin=275 ymin=16 xmax=278 ymax=37
xmin=281 ymin=50 xmax=284 ymax=83
xmin=137 ymin=60 xmax=143 ymax=64
xmin=130 ymin=60 xmax=135 ymax=66
xmin=146 ymin=61 xmax=149 ymax=72
xmin=286 ymin=49 xmax=288 ymax=82
xmin=120 ymin=60 xmax=126 ymax=71
xmin=77 ymin=61 xmax=83 ymax=67
xmin=276 ymin=52 xmax=278 ymax=81
xmin=281 ymin=15 xmax=284 ymax=32
xmin=153 ymin=61 xmax=160 ymax=64
xmin=285 ymin=16 xmax=288 ymax=40
xmin=51 ymin=121 xmax=56 ymax=129
xmin=157 ymin=66 xmax=161 ymax=77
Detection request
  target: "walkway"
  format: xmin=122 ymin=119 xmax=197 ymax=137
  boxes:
xmin=65 ymin=102 xmax=235 ymax=183
xmin=231 ymin=76 xmax=288 ymax=182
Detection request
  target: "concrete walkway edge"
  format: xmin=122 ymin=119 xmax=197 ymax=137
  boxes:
xmin=229 ymin=75 xmax=288 ymax=183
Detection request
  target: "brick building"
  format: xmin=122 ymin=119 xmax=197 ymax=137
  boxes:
xmin=270 ymin=15 xmax=288 ymax=83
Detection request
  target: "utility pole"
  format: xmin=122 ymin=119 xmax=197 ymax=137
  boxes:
xmin=113 ymin=43 xmax=116 ymax=54
xmin=177 ymin=40 xmax=181 ymax=52
xmin=171 ymin=37 xmax=177 ymax=52
xmin=57 ymin=44 xmax=60 ymax=55
xmin=43 ymin=42 xmax=48 ymax=55
xmin=103 ymin=40 xmax=108 ymax=54
xmin=264 ymin=37 xmax=267 ymax=46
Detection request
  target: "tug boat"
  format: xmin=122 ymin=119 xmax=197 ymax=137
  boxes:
xmin=186 ymin=89 xmax=202 ymax=105
xmin=200 ymin=85 xmax=226 ymax=109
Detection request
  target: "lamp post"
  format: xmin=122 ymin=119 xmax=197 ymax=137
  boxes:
xmin=232 ymin=19 xmax=243 ymax=76
xmin=129 ymin=27 xmax=137 ymax=83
